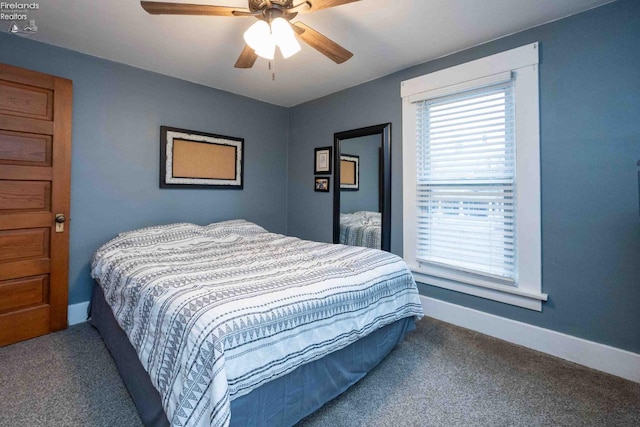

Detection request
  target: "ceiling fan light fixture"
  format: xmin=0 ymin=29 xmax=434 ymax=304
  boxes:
xmin=271 ymin=17 xmax=301 ymax=58
xmin=254 ymin=40 xmax=276 ymax=60
xmin=278 ymin=36 xmax=301 ymax=59
xmin=243 ymin=20 xmax=271 ymax=50
xmin=244 ymin=17 xmax=301 ymax=61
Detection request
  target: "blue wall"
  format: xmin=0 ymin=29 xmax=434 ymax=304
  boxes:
xmin=287 ymin=0 xmax=640 ymax=353
xmin=0 ymin=33 xmax=289 ymax=305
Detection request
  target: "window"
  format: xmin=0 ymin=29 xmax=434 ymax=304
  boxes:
xmin=401 ymin=43 xmax=546 ymax=311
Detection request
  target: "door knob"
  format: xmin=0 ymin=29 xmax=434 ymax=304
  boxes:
xmin=55 ymin=214 xmax=66 ymax=233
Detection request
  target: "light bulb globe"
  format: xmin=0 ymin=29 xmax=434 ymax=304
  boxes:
xmin=271 ymin=17 xmax=301 ymax=59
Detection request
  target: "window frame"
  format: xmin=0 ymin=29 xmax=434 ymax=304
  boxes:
xmin=401 ymin=43 xmax=547 ymax=311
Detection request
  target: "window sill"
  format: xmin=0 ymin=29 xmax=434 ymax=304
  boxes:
xmin=411 ymin=269 xmax=547 ymax=311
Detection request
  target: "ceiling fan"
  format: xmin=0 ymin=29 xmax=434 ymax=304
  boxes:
xmin=140 ymin=0 xmax=359 ymax=68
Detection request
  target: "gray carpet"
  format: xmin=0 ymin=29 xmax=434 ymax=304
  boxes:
xmin=1 ymin=317 xmax=638 ymax=427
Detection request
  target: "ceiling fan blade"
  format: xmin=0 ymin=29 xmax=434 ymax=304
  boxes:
xmin=234 ymin=45 xmax=258 ymax=69
xmin=292 ymin=22 xmax=353 ymax=64
xmin=140 ymin=1 xmax=249 ymax=16
xmin=297 ymin=0 xmax=360 ymax=13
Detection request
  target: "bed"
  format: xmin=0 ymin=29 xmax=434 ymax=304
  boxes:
xmin=90 ymin=220 xmax=423 ymax=427
xmin=339 ymin=211 xmax=382 ymax=249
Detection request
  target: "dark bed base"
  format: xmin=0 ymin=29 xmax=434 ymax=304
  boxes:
xmin=90 ymin=284 xmax=415 ymax=427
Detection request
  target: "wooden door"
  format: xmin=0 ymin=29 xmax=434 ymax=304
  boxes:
xmin=0 ymin=63 xmax=72 ymax=346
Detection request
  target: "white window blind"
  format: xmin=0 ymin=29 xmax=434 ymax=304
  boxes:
xmin=415 ymin=80 xmax=516 ymax=281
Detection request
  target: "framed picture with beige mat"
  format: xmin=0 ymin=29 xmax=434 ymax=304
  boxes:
xmin=340 ymin=154 xmax=359 ymax=190
xmin=160 ymin=126 xmax=244 ymax=189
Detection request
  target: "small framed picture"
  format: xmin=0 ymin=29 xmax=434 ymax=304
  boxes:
xmin=315 ymin=177 xmax=330 ymax=192
xmin=314 ymin=146 xmax=332 ymax=175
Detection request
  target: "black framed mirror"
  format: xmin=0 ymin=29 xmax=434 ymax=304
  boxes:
xmin=333 ymin=123 xmax=391 ymax=252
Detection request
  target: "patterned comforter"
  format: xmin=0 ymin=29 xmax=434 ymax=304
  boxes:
xmin=340 ymin=211 xmax=382 ymax=249
xmin=91 ymin=220 xmax=423 ymax=427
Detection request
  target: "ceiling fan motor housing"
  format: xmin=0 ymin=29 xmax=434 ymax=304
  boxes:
xmin=249 ymin=0 xmax=294 ymax=12
xmin=249 ymin=0 xmax=298 ymax=21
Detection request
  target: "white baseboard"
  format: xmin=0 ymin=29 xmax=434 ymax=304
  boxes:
xmin=420 ymin=295 xmax=640 ymax=383
xmin=68 ymin=301 xmax=90 ymax=326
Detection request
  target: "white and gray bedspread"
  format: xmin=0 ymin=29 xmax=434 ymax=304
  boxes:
xmin=340 ymin=211 xmax=382 ymax=249
xmin=91 ymin=220 xmax=423 ymax=427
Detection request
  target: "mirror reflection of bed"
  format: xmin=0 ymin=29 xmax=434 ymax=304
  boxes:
xmin=333 ymin=123 xmax=391 ymax=251
xmin=340 ymin=210 xmax=382 ymax=249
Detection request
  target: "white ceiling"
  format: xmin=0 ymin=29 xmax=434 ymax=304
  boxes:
xmin=21 ymin=0 xmax=612 ymax=107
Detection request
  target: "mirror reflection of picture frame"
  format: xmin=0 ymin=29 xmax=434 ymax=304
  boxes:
xmin=340 ymin=154 xmax=359 ymax=190
xmin=314 ymin=146 xmax=332 ymax=174
xmin=315 ymin=177 xmax=330 ymax=192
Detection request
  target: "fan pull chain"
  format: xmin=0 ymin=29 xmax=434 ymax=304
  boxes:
xmin=269 ymin=59 xmax=276 ymax=81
